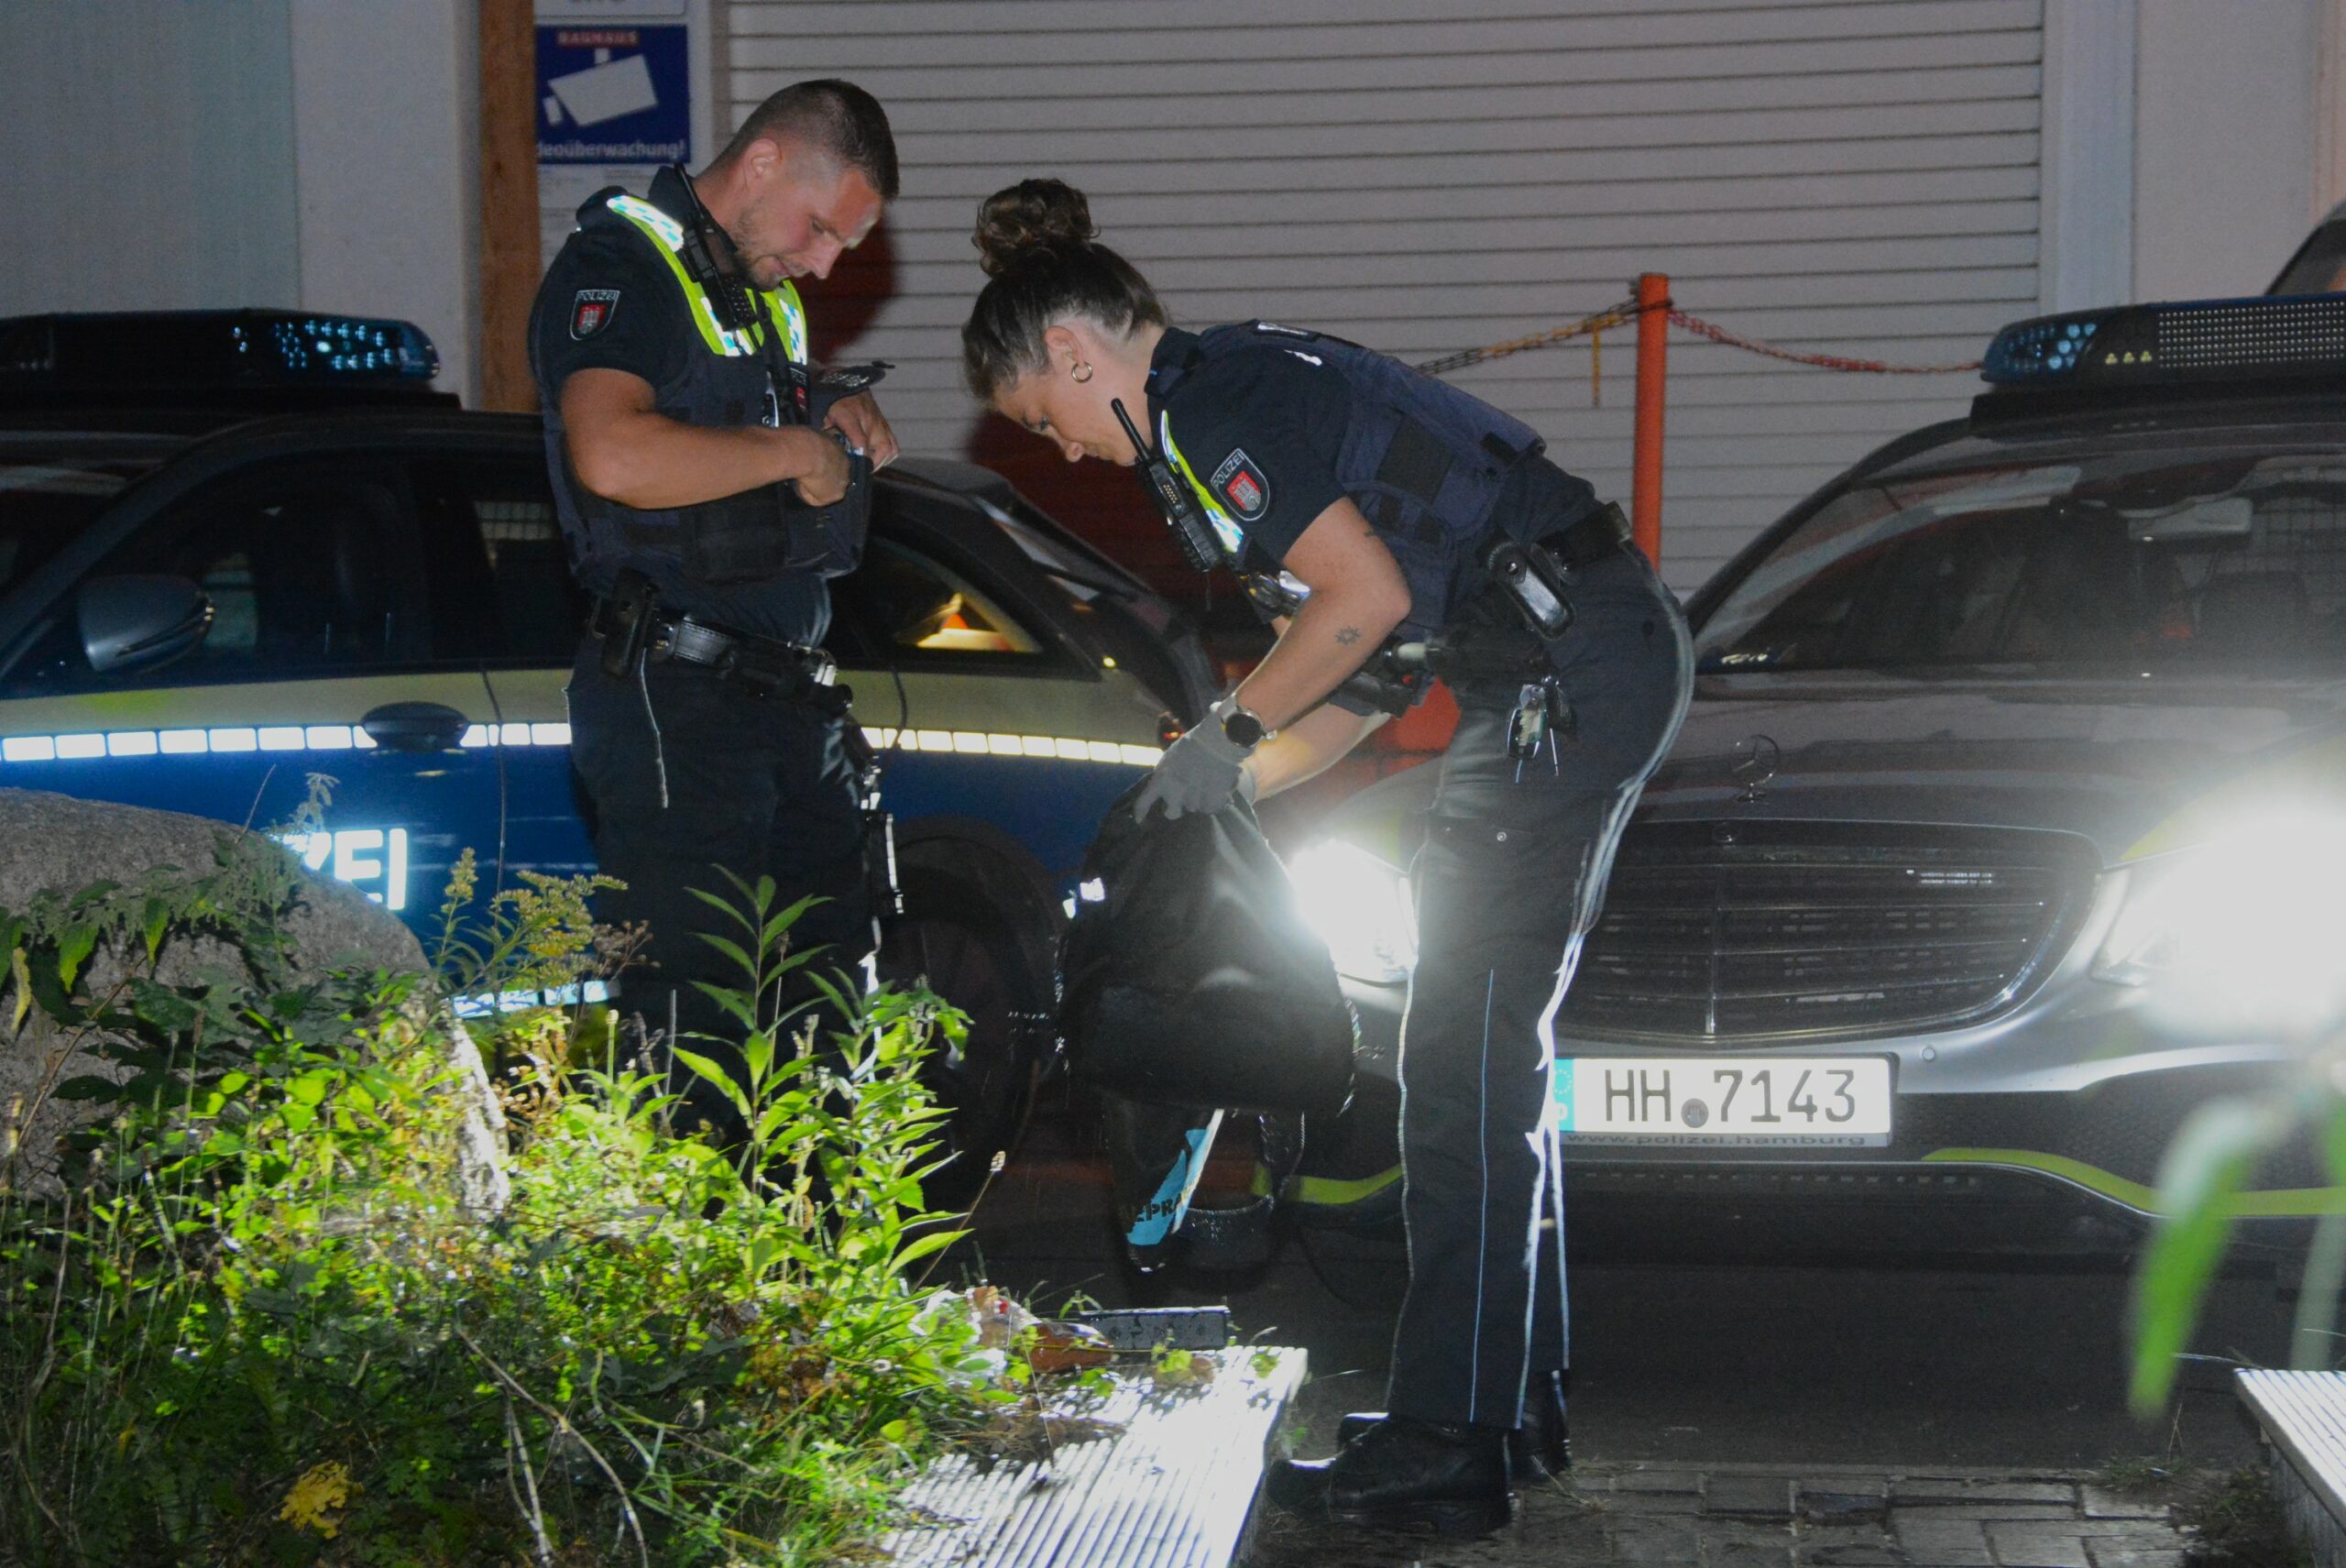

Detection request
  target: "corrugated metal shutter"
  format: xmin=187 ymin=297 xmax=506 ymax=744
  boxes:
xmin=726 ymin=0 xmax=2042 ymax=594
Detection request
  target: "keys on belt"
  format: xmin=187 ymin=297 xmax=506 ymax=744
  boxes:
xmin=1507 ymin=674 xmax=1575 ymax=768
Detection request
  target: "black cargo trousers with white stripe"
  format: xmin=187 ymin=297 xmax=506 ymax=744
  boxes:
xmin=1384 ymin=535 xmax=1694 ymax=1431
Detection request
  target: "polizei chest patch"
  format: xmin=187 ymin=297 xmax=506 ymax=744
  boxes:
xmin=1211 ymin=449 xmax=1270 ymax=521
xmin=570 ymin=289 xmax=620 ymax=339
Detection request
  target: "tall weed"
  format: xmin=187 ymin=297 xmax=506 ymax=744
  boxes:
xmin=0 ymin=833 xmax=1005 ymax=1566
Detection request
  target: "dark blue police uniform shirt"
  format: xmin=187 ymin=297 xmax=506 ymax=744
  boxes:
xmin=1148 ymin=322 xmax=1599 ymax=713
xmin=529 ymin=172 xmax=827 ymax=645
xmin=1148 ymin=325 xmax=1351 ymax=570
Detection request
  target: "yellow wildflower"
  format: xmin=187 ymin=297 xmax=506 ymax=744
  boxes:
xmin=279 ymin=1460 xmax=352 ymax=1538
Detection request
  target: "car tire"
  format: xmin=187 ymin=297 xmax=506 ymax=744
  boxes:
xmin=877 ymin=837 xmax=1057 ymax=1208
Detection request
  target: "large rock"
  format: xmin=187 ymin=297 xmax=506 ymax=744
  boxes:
xmin=0 ymin=789 xmax=506 ymax=1213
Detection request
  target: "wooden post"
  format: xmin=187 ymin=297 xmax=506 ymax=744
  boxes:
xmin=478 ymin=0 xmax=540 ymax=411
xmin=1630 ymin=272 xmax=1670 ymax=567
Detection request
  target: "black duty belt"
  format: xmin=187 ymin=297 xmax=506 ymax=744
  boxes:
xmin=590 ymin=594 xmax=837 ymax=698
xmin=1529 ymin=498 xmax=1636 ymax=571
xmin=1469 ymin=498 xmax=1639 ymax=647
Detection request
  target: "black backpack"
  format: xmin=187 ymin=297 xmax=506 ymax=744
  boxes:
xmin=1058 ymin=784 xmax=1356 ymax=1118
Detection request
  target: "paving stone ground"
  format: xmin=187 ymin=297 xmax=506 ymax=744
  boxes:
xmin=1242 ymin=1464 xmax=2193 ymax=1568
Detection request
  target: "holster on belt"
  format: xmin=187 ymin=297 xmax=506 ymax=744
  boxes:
xmin=595 ymin=567 xmax=663 ymax=677
xmin=1481 ymin=499 xmax=1635 ymax=642
xmin=592 ymin=568 xmax=838 ymax=705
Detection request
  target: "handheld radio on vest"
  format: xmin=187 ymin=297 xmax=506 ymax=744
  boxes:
xmin=665 ymin=163 xmax=814 ymax=426
xmin=667 ymin=164 xmax=760 ymax=331
xmin=1113 ymin=399 xmax=1225 ymax=576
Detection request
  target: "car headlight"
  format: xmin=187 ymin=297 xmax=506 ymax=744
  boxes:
xmin=2092 ymin=811 xmax=2346 ymax=1038
xmin=1288 ymin=840 xmax=1418 ymax=985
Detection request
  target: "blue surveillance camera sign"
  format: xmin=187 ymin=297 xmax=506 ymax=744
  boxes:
xmin=536 ymin=25 xmax=690 ymax=165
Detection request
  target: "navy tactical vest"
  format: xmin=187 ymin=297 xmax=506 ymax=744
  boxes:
xmin=1149 ymin=322 xmax=1566 ymax=639
xmin=540 ymin=177 xmax=845 ymax=638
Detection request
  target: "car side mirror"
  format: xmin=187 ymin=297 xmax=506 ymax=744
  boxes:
xmin=78 ymin=575 xmax=214 ymax=676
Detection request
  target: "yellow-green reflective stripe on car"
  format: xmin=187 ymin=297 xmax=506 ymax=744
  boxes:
xmin=1242 ymin=1149 xmax=2346 ymax=1219
xmin=2116 ymin=733 xmax=2346 ymax=861
xmin=481 ymin=664 xmax=1170 ymax=762
xmin=0 ymin=724 xmax=568 ymax=762
xmin=0 ymin=724 xmax=1158 ymax=769
xmin=1924 ymin=1148 xmax=2346 ymax=1217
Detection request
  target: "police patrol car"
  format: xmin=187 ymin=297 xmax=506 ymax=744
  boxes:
xmin=0 ymin=310 xmax=1211 ymax=1180
xmin=1280 ymin=289 xmax=2346 ymax=1251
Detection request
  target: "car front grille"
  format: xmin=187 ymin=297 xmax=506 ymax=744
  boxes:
xmin=1556 ymin=821 xmax=2097 ymax=1043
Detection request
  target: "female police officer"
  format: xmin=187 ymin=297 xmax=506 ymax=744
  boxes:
xmin=962 ymin=181 xmax=1693 ymax=1536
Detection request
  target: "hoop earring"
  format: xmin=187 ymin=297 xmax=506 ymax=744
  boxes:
xmin=1071 ymin=361 xmax=1094 ymax=383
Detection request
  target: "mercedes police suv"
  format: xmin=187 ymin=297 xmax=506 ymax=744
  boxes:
xmin=0 ymin=310 xmax=1211 ymax=1184
xmin=1285 ymin=291 xmax=2346 ymax=1246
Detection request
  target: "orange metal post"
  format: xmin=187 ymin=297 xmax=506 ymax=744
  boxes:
xmin=1630 ymin=272 xmax=1670 ymax=566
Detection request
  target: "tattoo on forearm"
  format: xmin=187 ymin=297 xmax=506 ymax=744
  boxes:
xmin=1335 ymin=626 xmax=1362 ymax=646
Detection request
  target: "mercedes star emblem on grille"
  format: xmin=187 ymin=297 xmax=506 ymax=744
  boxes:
xmin=1730 ymin=734 xmax=1781 ymax=802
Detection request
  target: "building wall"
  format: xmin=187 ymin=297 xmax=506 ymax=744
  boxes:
xmin=0 ymin=2 xmax=303 ymax=316
xmin=0 ymin=0 xmax=482 ymax=404
xmin=291 ymin=1 xmax=483 ymax=404
xmin=2132 ymin=0 xmax=2323 ymax=302
xmin=727 ymin=0 xmax=2049 ymax=594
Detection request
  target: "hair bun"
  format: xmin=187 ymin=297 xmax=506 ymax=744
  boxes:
xmin=973 ymin=179 xmax=1098 ymax=278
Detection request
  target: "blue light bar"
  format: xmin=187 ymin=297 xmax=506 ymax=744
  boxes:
xmin=1982 ymin=294 xmax=2346 ymax=388
xmin=247 ymin=314 xmax=438 ymax=380
xmin=0 ymin=309 xmax=439 ymax=391
xmin=1981 ymin=311 xmax=2104 ymax=381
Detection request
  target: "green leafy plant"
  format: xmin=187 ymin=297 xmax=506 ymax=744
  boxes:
xmin=2176 ymin=1465 xmax=2311 ymax=1568
xmin=0 ymin=826 xmax=1015 ymax=1565
xmin=2129 ymin=1054 xmax=2346 ymax=1415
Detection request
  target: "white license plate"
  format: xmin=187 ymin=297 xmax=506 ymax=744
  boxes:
xmin=1556 ymin=1057 xmax=1893 ymax=1147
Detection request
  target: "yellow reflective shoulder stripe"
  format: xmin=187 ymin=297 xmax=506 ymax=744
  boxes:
xmin=602 ymin=195 xmax=807 ymax=367
xmin=604 ymin=198 xmax=737 ymax=356
xmin=767 ymin=280 xmax=807 ymax=365
xmin=1157 ymin=412 xmax=1249 ymax=559
xmin=606 ymin=192 xmax=683 ymax=249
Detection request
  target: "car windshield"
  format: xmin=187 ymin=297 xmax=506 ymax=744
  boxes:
xmin=1696 ymin=441 xmax=2346 ymax=676
xmin=0 ymin=441 xmax=173 ymax=593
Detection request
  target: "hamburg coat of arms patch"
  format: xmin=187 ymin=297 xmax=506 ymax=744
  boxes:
xmin=569 ymin=290 xmax=620 ymax=340
xmin=1210 ymin=449 xmax=1270 ymax=522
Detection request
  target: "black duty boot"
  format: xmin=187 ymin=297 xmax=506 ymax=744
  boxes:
xmin=1265 ymin=1415 xmax=1512 ymax=1537
xmin=1516 ymin=1370 xmax=1572 ymax=1480
xmin=1336 ymin=1370 xmax=1570 ymax=1483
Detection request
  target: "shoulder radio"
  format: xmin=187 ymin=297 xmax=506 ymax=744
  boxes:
xmin=1113 ymin=398 xmax=1226 ymax=576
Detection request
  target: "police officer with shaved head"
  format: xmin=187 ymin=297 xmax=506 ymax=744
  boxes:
xmin=530 ymin=81 xmax=900 ymax=1143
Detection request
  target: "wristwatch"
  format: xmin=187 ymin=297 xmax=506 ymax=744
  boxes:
xmin=1217 ymin=701 xmax=1267 ymax=752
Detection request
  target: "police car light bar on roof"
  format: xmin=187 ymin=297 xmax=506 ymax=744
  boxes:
xmin=1982 ymin=294 xmax=2346 ymax=387
xmin=0 ymin=310 xmax=438 ymax=390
